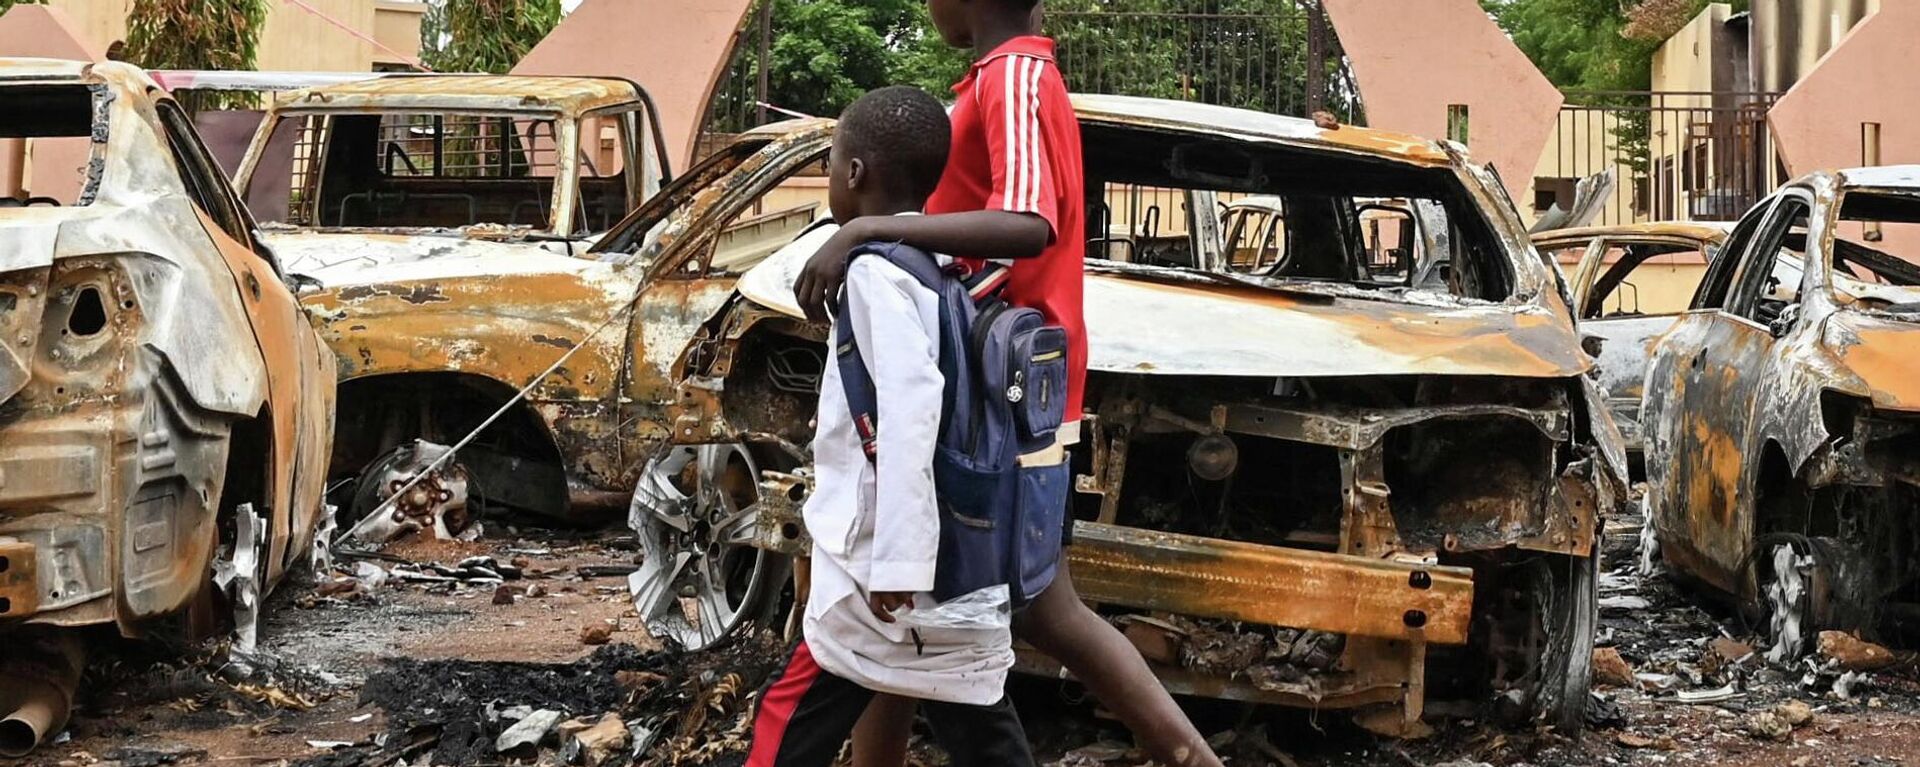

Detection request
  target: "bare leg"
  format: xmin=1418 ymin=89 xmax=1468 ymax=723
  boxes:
xmin=851 ymin=693 xmax=916 ymax=767
xmin=849 ymin=561 xmax=1222 ymax=767
xmin=1012 ymin=560 xmax=1223 ymax=767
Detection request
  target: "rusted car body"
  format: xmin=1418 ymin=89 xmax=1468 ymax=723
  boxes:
xmin=1642 ymin=167 xmax=1920 ymax=659
xmin=225 ymin=75 xmax=686 ymax=532
xmin=1532 ymin=222 xmax=1728 ymax=463
xmin=0 ymin=59 xmax=336 ymax=755
xmin=630 ymin=96 xmax=1628 ymax=734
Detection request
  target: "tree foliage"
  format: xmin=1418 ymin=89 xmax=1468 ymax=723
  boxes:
xmin=734 ymin=0 xmax=1341 ymax=128
xmin=1483 ymin=0 xmax=1750 ymax=92
xmin=421 ymin=0 xmax=563 ymax=74
xmin=124 ymin=0 xmax=265 ymax=111
xmin=0 ymin=0 xmax=45 ymax=16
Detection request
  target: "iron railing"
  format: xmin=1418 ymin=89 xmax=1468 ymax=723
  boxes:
xmin=1538 ymin=90 xmax=1782 ymax=227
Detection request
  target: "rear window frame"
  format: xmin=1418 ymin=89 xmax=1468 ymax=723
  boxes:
xmin=0 ymin=81 xmax=112 ymax=207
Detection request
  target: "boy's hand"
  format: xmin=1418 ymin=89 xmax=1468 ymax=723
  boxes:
xmin=794 ymin=219 xmax=871 ymax=324
xmin=867 ymin=591 xmax=913 ymax=622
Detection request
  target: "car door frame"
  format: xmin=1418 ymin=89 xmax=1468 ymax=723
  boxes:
xmin=151 ymin=93 xmax=333 ymax=583
xmin=1644 ymin=188 xmax=1819 ymax=594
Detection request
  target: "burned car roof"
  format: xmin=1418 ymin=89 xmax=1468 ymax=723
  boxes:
xmin=1835 ymin=164 xmax=1920 ymax=190
xmin=269 ymin=74 xmax=643 ymax=117
xmin=1069 ymin=93 xmax=1454 ymax=165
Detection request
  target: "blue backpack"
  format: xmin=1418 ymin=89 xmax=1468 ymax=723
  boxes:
xmin=835 ymin=241 xmax=1071 ymax=607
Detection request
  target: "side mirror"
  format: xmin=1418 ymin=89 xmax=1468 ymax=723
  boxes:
xmin=1769 ymin=303 xmax=1801 ymax=338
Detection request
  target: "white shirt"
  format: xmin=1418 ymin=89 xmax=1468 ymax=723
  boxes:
xmin=800 ymin=223 xmax=1013 ymax=706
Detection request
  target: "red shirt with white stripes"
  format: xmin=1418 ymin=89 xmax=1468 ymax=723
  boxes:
xmin=929 ymin=35 xmax=1087 ymax=427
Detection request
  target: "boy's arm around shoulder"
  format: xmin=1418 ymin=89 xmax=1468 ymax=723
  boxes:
xmin=843 ymin=256 xmax=943 ymax=594
xmin=796 ymin=213 xmax=1049 ymax=323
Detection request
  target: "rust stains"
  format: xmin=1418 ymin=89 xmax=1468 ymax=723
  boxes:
xmin=337 ymin=283 xmax=451 ymax=305
xmin=1067 ymin=522 xmax=1475 ymax=644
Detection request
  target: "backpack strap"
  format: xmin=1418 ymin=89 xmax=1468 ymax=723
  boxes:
xmin=835 ymin=242 xmax=952 ymax=463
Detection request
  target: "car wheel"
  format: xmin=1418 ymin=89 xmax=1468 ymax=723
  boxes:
xmin=1517 ymin=553 xmax=1598 ymax=735
xmin=344 ymin=440 xmax=477 ymax=541
xmin=628 ymin=443 xmax=789 ymax=651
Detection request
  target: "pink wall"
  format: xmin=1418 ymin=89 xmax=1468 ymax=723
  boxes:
xmin=1770 ymin=3 xmax=1918 ymax=175
xmin=512 ymin=0 xmax=753 ymax=173
xmin=1322 ymin=0 xmax=1562 ymax=201
xmin=0 ymin=5 xmax=105 ymax=202
xmin=1769 ymin=2 xmax=1920 ymax=259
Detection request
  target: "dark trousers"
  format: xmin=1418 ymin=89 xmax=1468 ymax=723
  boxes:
xmin=746 ymin=640 xmax=1035 ymax=767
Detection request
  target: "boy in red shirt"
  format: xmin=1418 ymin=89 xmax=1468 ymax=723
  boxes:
xmin=792 ymin=1 xmax=1223 ymax=765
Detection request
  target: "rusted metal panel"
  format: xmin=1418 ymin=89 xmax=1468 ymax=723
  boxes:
xmin=0 ymin=539 xmax=39 ymax=617
xmin=1219 ymin=401 xmax=1567 ymax=450
xmin=1065 ymin=521 xmax=1475 ymax=644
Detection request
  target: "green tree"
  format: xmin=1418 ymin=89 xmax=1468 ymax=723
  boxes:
xmin=124 ymin=0 xmax=265 ymax=111
xmin=0 ymin=0 xmax=45 ymax=15
xmin=421 ymin=0 xmax=562 ymax=74
xmin=1483 ymin=0 xmax=1750 ymax=92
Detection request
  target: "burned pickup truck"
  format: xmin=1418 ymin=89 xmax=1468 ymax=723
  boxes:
xmin=0 ymin=60 xmax=336 ymax=756
xmin=635 ymin=96 xmax=1629 ymax=734
xmin=1641 ymin=167 xmax=1920 ymax=661
xmin=224 ymin=75 xmax=688 ymax=535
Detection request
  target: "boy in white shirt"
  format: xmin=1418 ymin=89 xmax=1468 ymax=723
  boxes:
xmin=744 ymin=86 xmax=1034 ymax=767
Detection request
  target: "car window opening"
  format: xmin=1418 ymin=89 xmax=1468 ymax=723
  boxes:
xmin=0 ymin=84 xmax=103 ymax=207
xmin=1080 ymin=123 xmax=1516 ymax=301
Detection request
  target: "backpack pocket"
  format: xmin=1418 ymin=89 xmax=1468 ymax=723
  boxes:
xmin=1009 ymin=325 xmax=1069 ymax=451
xmin=1012 ymin=459 xmax=1070 ymax=605
xmin=931 ymin=446 xmax=1020 ymax=603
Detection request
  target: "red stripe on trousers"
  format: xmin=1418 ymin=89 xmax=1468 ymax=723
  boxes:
xmin=747 ymin=640 xmax=823 ymax=767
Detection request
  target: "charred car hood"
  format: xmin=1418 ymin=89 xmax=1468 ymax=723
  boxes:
xmin=1823 ymin=312 xmax=1920 ymax=412
xmin=737 ymin=249 xmax=1589 ymax=379
xmin=269 ymin=230 xmax=597 ymax=286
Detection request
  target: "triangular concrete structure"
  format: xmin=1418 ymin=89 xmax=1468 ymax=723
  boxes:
xmin=0 ymin=4 xmax=106 ymax=62
xmin=1770 ymin=3 xmax=1918 ymax=176
xmin=1323 ymin=0 xmax=1563 ymax=201
xmin=514 ymin=0 xmax=754 ymax=171
xmin=1769 ymin=3 xmax=1920 ymax=258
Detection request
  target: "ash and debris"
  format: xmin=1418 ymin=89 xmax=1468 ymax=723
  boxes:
xmin=24 ymin=506 xmax=1920 ymax=767
xmin=299 ymin=634 xmax=783 ymax=767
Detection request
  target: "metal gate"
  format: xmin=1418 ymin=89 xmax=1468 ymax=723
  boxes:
xmin=1535 ymin=90 xmax=1783 ymax=227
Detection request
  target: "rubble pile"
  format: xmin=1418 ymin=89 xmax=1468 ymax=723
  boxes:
xmin=296 ymin=632 xmax=786 ymax=767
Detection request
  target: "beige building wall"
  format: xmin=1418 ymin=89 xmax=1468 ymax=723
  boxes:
xmin=35 ymin=0 xmax=421 ymax=71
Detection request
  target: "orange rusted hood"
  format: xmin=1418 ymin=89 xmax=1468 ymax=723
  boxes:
xmin=1824 ymin=312 xmax=1920 ymax=412
xmin=737 ymin=247 xmax=1589 ymax=379
xmin=1082 ymin=268 xmax=1588 ymax=378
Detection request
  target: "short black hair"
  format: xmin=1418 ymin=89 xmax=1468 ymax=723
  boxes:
xmin=837 ymin=85 xmax=951 ymax=202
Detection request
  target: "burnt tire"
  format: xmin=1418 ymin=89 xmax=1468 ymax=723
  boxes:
xmin=1519 ymin=553 xmax=1598 ymax=735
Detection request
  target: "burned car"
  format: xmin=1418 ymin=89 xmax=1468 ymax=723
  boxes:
xmin=0 ymin=60 xmax=337 ymax=756
xmin=1532 ymin=222 xmax=1728 ymax=464
xmin=1641 ymin=167 xmax=1920 ymax=660
xmin=639 ymin=96 xmax=1629 ymax=734
xmin=226 ymin=75 xmax=705 ymax=535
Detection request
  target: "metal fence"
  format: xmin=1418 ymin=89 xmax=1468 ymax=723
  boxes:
xmin=1048 ymin=2 xmax=1351 ymax=120
xmin=1536 ymin=91 xmax=1783 ymax=227
xmin=696 ymin=0 xmax=1354 ymax=158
